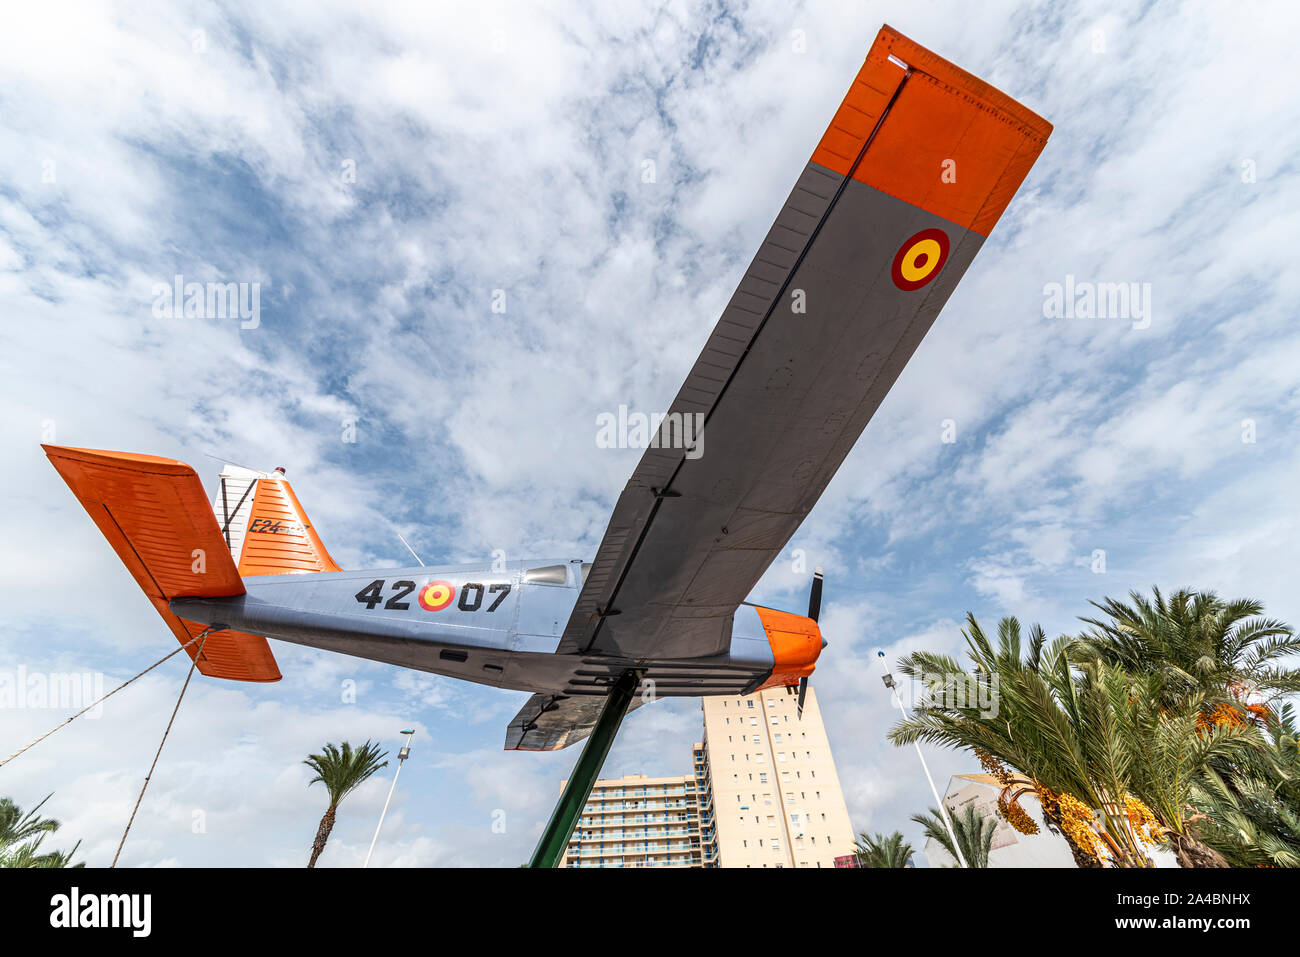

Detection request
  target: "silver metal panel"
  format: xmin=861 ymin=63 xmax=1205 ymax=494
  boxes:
xmin=168 ymin=563 xmax=775 ymax=706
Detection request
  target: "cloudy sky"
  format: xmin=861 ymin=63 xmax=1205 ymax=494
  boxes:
xmin=1 ymin=0 xmax=1296 ymax=867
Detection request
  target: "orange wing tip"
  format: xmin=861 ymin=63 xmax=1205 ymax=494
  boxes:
xmin=811 ymin=24 xmax=1053 ymax=237
xmin=875 ymin=24 xmax=1053 ymax=143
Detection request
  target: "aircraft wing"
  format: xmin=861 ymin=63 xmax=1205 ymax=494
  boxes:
xmin=505 ymin=692 xmax=646 ymax=751
xmin=560 ymin=25 xmax=1052 ymax=661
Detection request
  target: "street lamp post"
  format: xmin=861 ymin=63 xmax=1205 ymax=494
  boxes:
xmin=876 ymin=652 xmax=968 ymax=868
xmin=364 ymin=728 xmax=415 ymax=868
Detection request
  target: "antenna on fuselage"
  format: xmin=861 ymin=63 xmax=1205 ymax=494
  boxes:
xmin=395 ymin=530 xmax=425 ymax=567
xmin=203 ymin=451 xmax=270 ymax=477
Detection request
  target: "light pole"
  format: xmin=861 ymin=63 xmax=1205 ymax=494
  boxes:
xmin=364 ymin=728 xmax=415 ymax=868
xmin=876 ymin=651 xmax=968 ymax=868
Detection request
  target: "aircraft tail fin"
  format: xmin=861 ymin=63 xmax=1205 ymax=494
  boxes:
xmin=43 ymin=445 xmax=282 ymax=682
xmin=212 ymin=464 xmax=341 ymax=576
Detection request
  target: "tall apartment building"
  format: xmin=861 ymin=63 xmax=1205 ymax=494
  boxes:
xmin=562 ymin=773 xmax=707 ymax=868
xmin=563 ymin=682 xmax=855 ymax=868
xmin=697 ymin=683 xmax=856 ymax=868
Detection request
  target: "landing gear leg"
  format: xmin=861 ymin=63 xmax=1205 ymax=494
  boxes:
xmin=527 ymin=669 xmax=641 ymax=868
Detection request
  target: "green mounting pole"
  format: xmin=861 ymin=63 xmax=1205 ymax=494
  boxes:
xmin=528 ymin=669 xmax=642 ymax=868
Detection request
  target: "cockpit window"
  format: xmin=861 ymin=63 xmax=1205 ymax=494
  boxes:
xmin=524 ymin=564 xmax=568 ymax=585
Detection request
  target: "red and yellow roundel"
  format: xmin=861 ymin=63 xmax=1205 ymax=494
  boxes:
xmin=891 ymin=228 xmax=950 ymax=291
xmin=417 ymin=580 xmax=456 ymax=612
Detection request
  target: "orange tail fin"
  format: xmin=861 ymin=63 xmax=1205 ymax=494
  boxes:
xmin=213 ymin=466 xmax=340 ymax=576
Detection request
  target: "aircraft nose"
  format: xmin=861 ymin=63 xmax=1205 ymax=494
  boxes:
xmin=821 ymin=636 xmax=828 ymax=650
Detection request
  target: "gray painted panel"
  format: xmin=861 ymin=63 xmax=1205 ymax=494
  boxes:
xmin=566 ymin=170 xmax=985 ymax=660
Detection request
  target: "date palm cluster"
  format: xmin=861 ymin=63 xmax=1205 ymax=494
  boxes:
xmin=886 ymin=588 xmax=1300 ymax=868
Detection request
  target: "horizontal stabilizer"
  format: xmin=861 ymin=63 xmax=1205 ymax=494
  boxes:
xmin=44 ymin=445 xmax=281 ymax=682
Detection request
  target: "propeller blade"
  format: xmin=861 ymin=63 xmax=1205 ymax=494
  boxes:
xmin=808 ymin=567 xmax=824 ymax=622
xmin=797 ymin=676 xmax=808 ymax=719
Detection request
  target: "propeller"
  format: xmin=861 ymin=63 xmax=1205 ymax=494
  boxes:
xmin=798 ymin=567 xmax=824 ymax=719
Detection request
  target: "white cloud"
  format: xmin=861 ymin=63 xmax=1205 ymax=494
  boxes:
xmin=3 ymin=0 xmax=1298 ymax=866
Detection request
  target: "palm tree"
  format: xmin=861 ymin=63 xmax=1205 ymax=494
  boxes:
xmin=1071 ymin=588 xmax=1297 ymax=867
xmin=1194 ymin=703 xmax=1300 ymax=868
xmin=890 ymin=615 xmax=1176 ymax=867
xmin=1112 ymin=678 xmax=1257 ymax=868
xmin=911 ymin=803 xmax=997 ymax=867
xmin=0 ymin=795 xmax=83 ymax=868
xmin=854 ymin=831 xmax=913 ymax=868
xmin=2 ymin=837 xmax=84 ymax=868
xmin=892 ymin=613 xmax=1271 ymax=868
xmin=303 ymin=741 xmax=388 ymax=868
xmin=1072 ymin=588 xmax=1300 ymax=710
